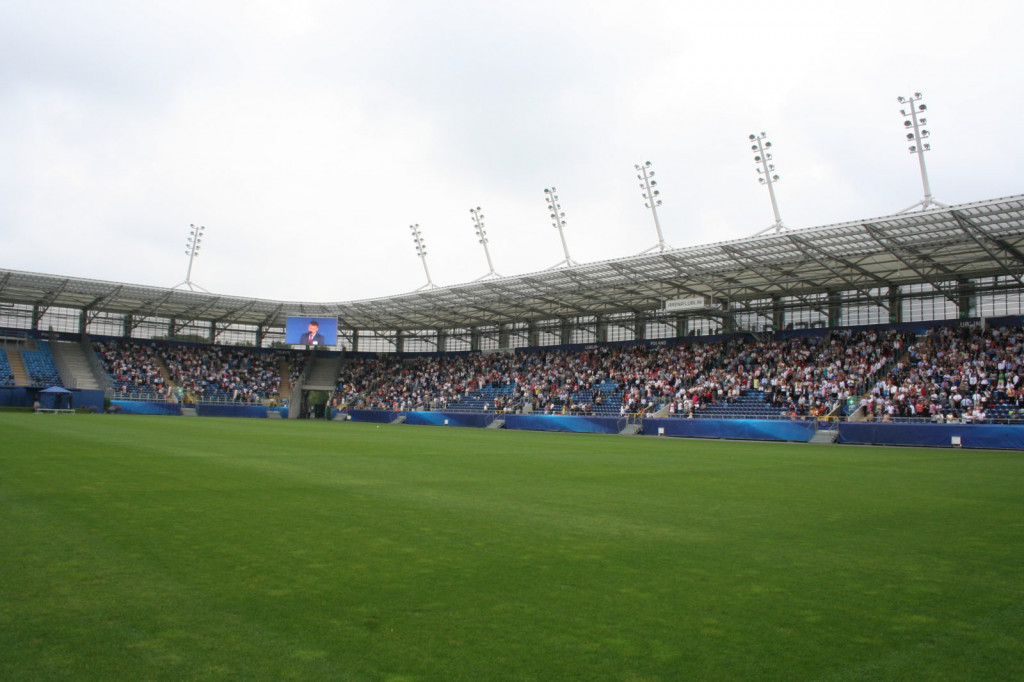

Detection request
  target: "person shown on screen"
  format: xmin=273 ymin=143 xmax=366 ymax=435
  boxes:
xmin=301 ymin=320 xmax=326 ymax=346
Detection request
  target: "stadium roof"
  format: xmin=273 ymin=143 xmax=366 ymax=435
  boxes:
xmin=3 ymin=194 xmax=1024 ymax=332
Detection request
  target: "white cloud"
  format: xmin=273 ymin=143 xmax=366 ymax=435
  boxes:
xmin=2 ymin=0 xmax=1022 ymax=302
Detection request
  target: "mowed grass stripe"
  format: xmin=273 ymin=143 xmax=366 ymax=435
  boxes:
xmin=1 ymin=414 xmax=1022 ymax=681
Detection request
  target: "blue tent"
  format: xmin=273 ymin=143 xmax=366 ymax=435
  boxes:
xmin=39 ymin=386 xmax=73 ymax=410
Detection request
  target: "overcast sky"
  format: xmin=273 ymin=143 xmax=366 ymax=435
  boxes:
xmin=2 ymin=0 xmax=1022 ymax=303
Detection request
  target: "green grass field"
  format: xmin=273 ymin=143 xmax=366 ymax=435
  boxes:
xmin=1 ymin=413 xmax=1022 ymax=681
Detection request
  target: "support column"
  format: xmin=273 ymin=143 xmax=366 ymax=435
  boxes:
xmin=721 ymin=302 xmax=735 ymax=334
xmin=437 ymin=329 xmax=448 ymax=353
xmin=596 ymin=316 xmax=608 ymax=343
xmin=957 ymin=279 xmax=976 ymax=319
xmin=888 ymin=286 xmax=903 ymax=324
xmin=771 ymin=295 xmax=784 ymax=332
xmin=560 ymin=319 xmax=572 ymax=345
xmin=674 ymin=314 xmax=688 ymax=338
xmin=633 ymin=312 xmax=646 ymax=341
xmin=470 ymin=327 xmax=481 ymax=352
xmin=827 ymin=290 xmax=842 ymax=328
xmin=527 ymin=322 xmax=539 ymax=348
xmin=498 ymin=323 xmax=510 ymax=350
xmin=351 ymin=329 xmax=360 ymax=353
xmin=395 ymin=330 xmax=404 ymax=354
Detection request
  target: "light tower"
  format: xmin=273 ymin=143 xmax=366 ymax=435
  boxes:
xmin=409 ymin=224 xmax=436 ymax=290
xmin=749 ymin=132 xmax=786 ymax=236
xmin=470 ymin=206 xmax=500 ymax=280
xmin=544 ymin=187 xmax=576 ymax=268
xmin=897 ymin=92 xmax=947 ymax=212
xmin=635 ymin=161 xmax=670 ymax=253
xmin=173 ymin=223 xmax=209 ymax=292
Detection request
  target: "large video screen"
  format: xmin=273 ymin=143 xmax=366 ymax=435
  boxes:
xmin=285 ymin=316 xmax=338 ymax=347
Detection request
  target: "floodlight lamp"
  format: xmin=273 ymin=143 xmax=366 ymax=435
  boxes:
xmin=919 ymin=104 xmax=927 ymax=111
xmin=921 ymin=129 xmax=929 ymax=137
xmin=914 ymin=92 xmax=922 ymax=98
xmin=923 ymin=143 xmax=931 ymax=151
xmin=765 ymin=141 xmax=772 ymax=148
xmin=909 ymin=145 xmax=917 ymax=152
xmin=751 ymin=145 xmax=758 ymax=151
xmin=759 ymin=177 xmax=766 ymax=185
xmin=754 ymin=155 xmax=761 ymax=162
xmin=772 ymin=174 xmax=780 ymax=181
xmin=904 ymin=120 xmax=912 ymax=127
xmin=907 ymin=133 xmax=915 ymax=140
xmin=749 ymin=134 xmax=756 ymax=140
xmin=650 ymin=179 xmax=657 ymax=186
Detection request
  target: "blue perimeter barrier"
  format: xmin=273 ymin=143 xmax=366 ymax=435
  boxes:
xmin=196 ymin=404 xmax=267 ymax=419
xmin=405 ymin=412 xmax=500 ymax=428
xmin=838 ymin=422 xmax=1024 ymax=450
xmin=348 ymin=410 xmax=1024 ymax=449
xmin=349 ymin=411 xmax=817 ymax=440
xmin=111 ymin=400 xmax=182 ymax=416
xmin=644 ymin=418 xmax=817 ymax=442
xmin=505 ymin=414 xmax=621 ymax=434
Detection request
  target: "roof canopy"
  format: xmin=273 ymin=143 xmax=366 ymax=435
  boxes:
xmin=2 ymin=194 xmax=1023 ymax=332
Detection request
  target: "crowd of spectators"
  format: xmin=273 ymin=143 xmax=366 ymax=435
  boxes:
xmin=159 ymin=345 xmax=284 ymax=403
xmin=861 ymin=324 xmax=1024 ymax=422
xmin=330 ymin=328 xmax=910 ymax=418
xmin=86 ymin=322 xmax=1024 ymax=423
xmin=94 ymin=341 xmax=298 ymax=404
xmin=95 ymin=341 xmax=170 ymax=398
xmin=330 ymin=324 xmax=1024 ymax=423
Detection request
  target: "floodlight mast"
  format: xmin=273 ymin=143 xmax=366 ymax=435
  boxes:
xmin=409 ymin=223 xmax=436 ymax=290
xmin=173 ymin=223 xmax=209 ymax=292
xmin=749 ymin=133 xmax=786 ymax=236
xmin=470 ymin=207 xmax=500 ymax=280
xmin=635 ymin=161 xmax=670 ymax=253
xmin=544 ymin=187 xmax=577 ymax=269
xmin=897 ymin=92 xmax=948 ymax=213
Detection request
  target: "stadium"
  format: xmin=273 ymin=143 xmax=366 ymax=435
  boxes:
xmin=3 ymin=187 xmax=1024 ymax=679
xmin=3 ymin=187 xmax=1024 ymax=445
xmin=4 ymin=3 xmax=1024 ymax=678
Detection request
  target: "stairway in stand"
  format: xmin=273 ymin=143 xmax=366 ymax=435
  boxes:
xmin=6 ymin=348 xmax=29 ymax=385
xmin=52 ymin=341 xmax=103 ymax=389
xmin=278 ymin=357 xmax=292 ymax=402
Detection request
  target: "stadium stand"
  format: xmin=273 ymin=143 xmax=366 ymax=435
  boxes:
xmin=93 ymin=340 xmax=170 ymax=401
xmin=157 ymin=343 xmax=284 ymax=404
xmin=0 ymin=349 xmax=14 ymax=387
xmin=21 ymin=341 xmax=63 ymax=387
xmin=329 ymin=324 xmax=1024 ymax=423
